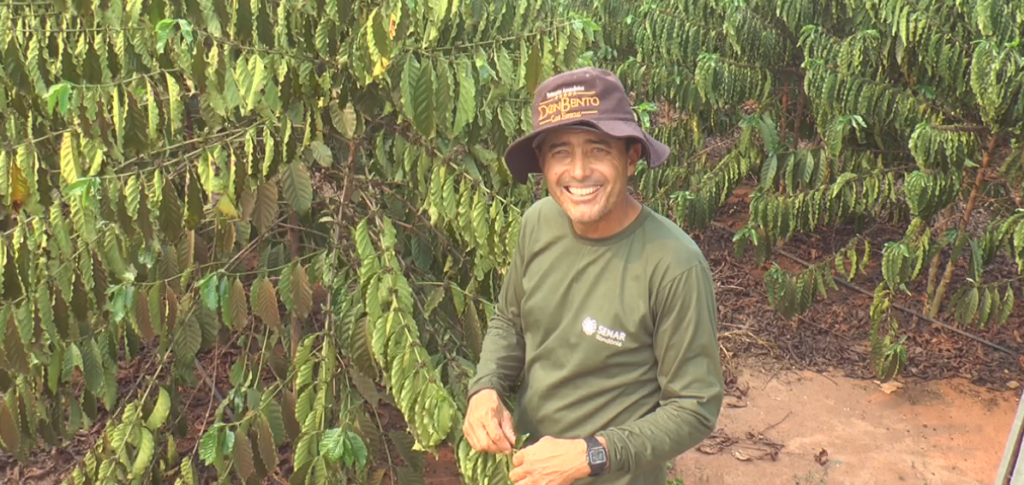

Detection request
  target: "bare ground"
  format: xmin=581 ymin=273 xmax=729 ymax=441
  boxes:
xmin=672 ymin=361 xmax=1017 ymax=485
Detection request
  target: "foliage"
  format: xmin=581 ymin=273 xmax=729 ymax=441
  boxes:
xmin=586 ymin=0 xmax=1023 ymax=381
xmin=0 ymin=0 xmax=598 ymax=483
xmin=1 ymin=0 xmax=1023 ymax=483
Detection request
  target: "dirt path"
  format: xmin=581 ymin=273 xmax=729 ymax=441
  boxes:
xmin=671 ymin=362 xmax=1019 ymax=485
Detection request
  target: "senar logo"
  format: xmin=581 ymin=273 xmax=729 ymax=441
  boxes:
xmin=581 ymin=317 xmax=626 ymax=347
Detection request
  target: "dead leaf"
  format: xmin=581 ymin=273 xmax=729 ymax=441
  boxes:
xmin=815 ymin=448 xmax=829 ymax=466
xmin=725 ymin=397 xmax=747 ymax=408
xmin=1008 ymin=381 xmax=1020 ymax=390
xmin=876 ymin=380 xmax=904 ymax=394
xmin=732 ymin=450 xmax=752 ymax=461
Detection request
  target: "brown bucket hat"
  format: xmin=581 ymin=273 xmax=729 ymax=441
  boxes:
xmin=503 ymin=67 xmax=671 ymax=184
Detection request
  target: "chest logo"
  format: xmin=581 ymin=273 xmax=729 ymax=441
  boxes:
xmin=581 ymin=317 xmax=625 ymax=347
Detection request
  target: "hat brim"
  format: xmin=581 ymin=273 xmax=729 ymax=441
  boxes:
xmin=503 ymin=119 xmax=670 ymax=184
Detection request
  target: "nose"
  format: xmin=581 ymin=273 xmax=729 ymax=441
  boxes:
xmin=568 ymin=148 xmax=590 ymax=180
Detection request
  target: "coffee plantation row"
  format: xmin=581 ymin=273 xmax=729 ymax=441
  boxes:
xmin=0 ymin=0 xmax=1021 ymax=483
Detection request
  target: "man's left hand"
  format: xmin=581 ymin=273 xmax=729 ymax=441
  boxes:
xmin=508 ymin=436 xmax=592 ymax=485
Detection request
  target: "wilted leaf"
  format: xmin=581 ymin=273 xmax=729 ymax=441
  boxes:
xmin=0 ymin=400 xmax=19 ymax=452
xmin=291 ymin=263 xmax=312 ymax=319
xmin=252 ymin=277 xmax=282 ymax=330
xmin=233 ymin=428 xmax=255 ymax=480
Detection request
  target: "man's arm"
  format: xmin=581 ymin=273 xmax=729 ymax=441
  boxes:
xmin=595 ymin=260 xmax=724 ymax=474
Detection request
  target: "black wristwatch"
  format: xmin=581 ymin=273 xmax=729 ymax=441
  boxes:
xmin=584 ymin=436 xmax=608 ymax=476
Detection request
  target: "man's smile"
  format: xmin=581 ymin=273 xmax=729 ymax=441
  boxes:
xmin=565 ymin=185 xmax=603 ymax=199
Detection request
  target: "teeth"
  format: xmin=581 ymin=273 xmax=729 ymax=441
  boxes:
xmin=567 ymin=186 xmax=600 ymax=196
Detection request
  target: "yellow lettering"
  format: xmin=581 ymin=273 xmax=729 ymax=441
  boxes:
xmin=537 ymin=95 xmax=602 ymax=123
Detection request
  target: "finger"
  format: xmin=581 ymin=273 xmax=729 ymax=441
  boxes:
xmin=465 ymin=421 xmax=489 ymax=452
xmin=508 ymin=464 xmax=528 ymax=484
xmin=512 ymin=448 xmax=526 ymax=467
xmin=499 ymin=411 xmax=516 ymax=447
xmin=483 ymin=419 xmax=511 ymax=453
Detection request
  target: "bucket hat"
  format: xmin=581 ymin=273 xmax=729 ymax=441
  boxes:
xmin=503 ymin=67 xmax=671 ymax=184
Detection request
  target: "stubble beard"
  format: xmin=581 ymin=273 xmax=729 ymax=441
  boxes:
xmin=556 ymin=188 xmax=612 ymax=225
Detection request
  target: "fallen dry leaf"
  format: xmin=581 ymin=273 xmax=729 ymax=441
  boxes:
xmin=725 ymin=397 xmax=748 ymax=408
xmin=876 ymin=380 xmax=904 ymax=394
xmin=815 ymin=448 xmax=829 ymax=466
xmin=732 ymin=450 xmax=752 ymax=461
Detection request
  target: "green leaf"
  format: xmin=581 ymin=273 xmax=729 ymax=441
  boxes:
xmin=132 ymin=427 xmax=155 ymax=477
xmin=59 ymin=132 xmax=80 ymax=187
xmin=263 ymin=399 xmax=287 ymax=447
xmin=80 ymin=339 xmax=105 ymax=396
xmin=281 ymin=161 xmax=312 ymax=215
xmin=453 ymin=58 xmax=476 ymax=136
xmin=404 ymin=55 xmax=436 ymax=138
xmin=199 ymin=273 xmax=220 ymax=311
xmin=308 ymin=141 xmax=333 ymax=167
xmin=146 ymin=387 xmax=171 ymax=430
xmin=525 ymin=40 xmax=543 ymax=94
xmin=320 ymin=428 xmax=345 ymax=462
xmin=45 ymin=82 xmax=72 ymax=116
xmin=345 ymin=431 xmax=368 ymax=468
xmin=199 ymin=427 xmax=220 ymax=465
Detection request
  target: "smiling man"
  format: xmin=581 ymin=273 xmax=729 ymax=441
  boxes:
xmin=462 ymin=67 xmax=724 ymax=485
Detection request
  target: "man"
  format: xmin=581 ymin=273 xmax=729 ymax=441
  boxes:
xmin=462 ymin=67 xmax=724 ymax=485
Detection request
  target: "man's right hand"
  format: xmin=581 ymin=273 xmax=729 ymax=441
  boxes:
xmin=462 ymin=388 xmax=516 ymax=454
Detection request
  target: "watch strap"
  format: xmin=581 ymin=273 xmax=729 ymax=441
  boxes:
xmin=584 ymin=436 xmax=608 ymax=476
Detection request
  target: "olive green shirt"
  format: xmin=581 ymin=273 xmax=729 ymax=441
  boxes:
xmin=467 ymin=196 xmax=724 ymax=484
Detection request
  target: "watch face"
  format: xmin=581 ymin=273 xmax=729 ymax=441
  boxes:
xmin=588 ymin=448 xmax=607 ymax=464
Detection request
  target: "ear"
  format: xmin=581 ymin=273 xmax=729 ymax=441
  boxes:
xmin=625 ymin=140 xmax=642 ymax=176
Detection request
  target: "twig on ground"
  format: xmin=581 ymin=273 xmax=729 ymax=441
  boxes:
xmin=759 ymin=411 xmax=792 ymax=436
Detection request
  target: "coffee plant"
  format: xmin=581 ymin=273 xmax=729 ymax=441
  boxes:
xmin=587 ymin=0 xmax=1023 ymax=381
xmin=0 ymin=0 xmax=598 ymax=483
xmin=0 ymin=0 xmax=1021 ymax=483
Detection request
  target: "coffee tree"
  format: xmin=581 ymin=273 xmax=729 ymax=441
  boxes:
xmin=0 ymin=0 xmax=598 ymax=483
xmin=587 ymin=0 xmax=1023 ymax=381
xmin=1 ymin=0 xmax=1023 ymax=483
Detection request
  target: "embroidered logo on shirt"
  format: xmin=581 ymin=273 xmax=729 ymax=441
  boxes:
xmin=581 ymin=317 xmax=625 ymax=347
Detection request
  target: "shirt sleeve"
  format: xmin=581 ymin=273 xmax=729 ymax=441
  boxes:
xmin=465 ymin=214 xmax=529 ymax=401
xmin=596 ymin=260 xmax=724 ymax=474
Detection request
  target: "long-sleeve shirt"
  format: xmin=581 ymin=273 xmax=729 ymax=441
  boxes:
xmin=466 ymin=196 xmax=725 ymax=484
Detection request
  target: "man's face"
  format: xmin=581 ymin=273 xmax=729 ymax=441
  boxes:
xmin=536 ymin=127 xmax=641 ymax=225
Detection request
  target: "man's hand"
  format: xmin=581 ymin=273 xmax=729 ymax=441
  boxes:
xmin=508 ymin=436 xmax=600 ymax=485
xmin=462 ymin=389 xmax=516 ymax=454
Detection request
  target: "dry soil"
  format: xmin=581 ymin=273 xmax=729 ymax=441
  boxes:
xmin=671 ymin=362 xmax=1019 ymax=485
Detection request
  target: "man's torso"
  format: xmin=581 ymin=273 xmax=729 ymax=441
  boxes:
xmin=510 ymin=197 xmax=706 ymax=484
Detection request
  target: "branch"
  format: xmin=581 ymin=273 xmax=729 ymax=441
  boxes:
xmin=711 ymin=221 xmax=1019 ymax=356
xmin=927 ymin=132 xmax=1000 ymax=318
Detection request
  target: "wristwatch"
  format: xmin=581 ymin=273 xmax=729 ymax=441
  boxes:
xmin=584 ymin=436 xmax=608 ymax=476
